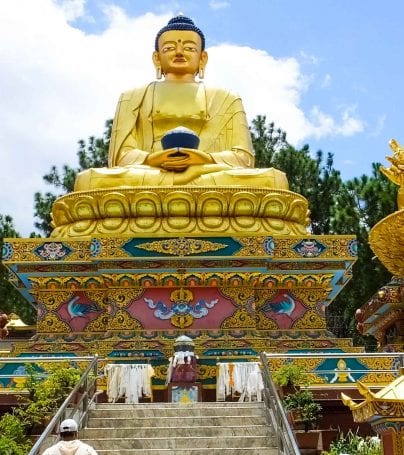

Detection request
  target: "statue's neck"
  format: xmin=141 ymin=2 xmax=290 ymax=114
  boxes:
xmin=164 ymin=73 xmax=196 ymax=83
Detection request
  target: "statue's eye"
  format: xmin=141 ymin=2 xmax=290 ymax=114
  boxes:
xmin=162 ymin=46 xmax=176 ymax=53
xmin=184 ymin=46 xmax=197 ymax=52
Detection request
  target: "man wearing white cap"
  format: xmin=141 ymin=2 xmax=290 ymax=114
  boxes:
xmin=42 ymin=418 xmax=98 ymax=455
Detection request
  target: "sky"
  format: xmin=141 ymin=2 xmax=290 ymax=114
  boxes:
xmin=1 ymin=0 xmax=403 ymax=236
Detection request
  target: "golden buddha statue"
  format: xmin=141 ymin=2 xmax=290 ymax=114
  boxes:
xmin=75 ymin=15 xmax=287 ymax=190
xmin=51 ymin=16 xmax=310 ymax=237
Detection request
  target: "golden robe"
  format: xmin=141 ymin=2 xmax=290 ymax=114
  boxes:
xmin=74 ymin=81 xmax=288 ymax=189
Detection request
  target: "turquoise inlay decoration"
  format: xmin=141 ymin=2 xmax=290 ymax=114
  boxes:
xmin=122 ymin=237 xmax=242 ymax=257
xmin=90 ymin=238 xmax=102 ymax=257
xmin=2 ymin=242 xmax=13 ymax=260
xmin=347 ymin=239 xmax=359 ymax=256
xmin=263 ymin=236 xmax=275 ymax=256
xmin=33 ymin=242 xmax=73 ymax=260
xmin=292 ymin=239 xmax=327 ymax=257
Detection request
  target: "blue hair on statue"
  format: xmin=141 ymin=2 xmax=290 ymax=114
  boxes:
xmin=155 ymin=15 xmax=205 ymax=51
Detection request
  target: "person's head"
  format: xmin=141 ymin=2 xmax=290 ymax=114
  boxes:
xmin=59 ymin=419 xmax=78 ymax=441
xmin=153 ymin=15 xmax=208 ymax=81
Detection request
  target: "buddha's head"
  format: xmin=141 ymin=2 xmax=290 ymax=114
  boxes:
xmin=153 ymin=15 xmax=208 ymax=81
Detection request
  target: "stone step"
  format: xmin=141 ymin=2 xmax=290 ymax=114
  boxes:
xmin=94 ymin=402 xmax=264 ymax=409
xmin=87 ymin=415 xmax=267 ymax=428
xmin=78 ymin=401 xmax=278 ymax=454
xmin=81 ymin=424 xmax=270 ymax=438
xmin=92 ymin=449 xmax=278 ymax=455
xmin=81 ymin=435 xmax=276 ymax=450
xmin=89 ymin=404 xmax=265 ymax=418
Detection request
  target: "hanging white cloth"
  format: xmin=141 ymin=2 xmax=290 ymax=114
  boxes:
xmin=105 ymin=364 xmax=155 ymax=403
xmin=216 ymin=362 xmax=263 ymax=402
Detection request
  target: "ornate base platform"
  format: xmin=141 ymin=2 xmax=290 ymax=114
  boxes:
xmin=3 ymin=232 xmax=384 ymax=391
xmin=50 ymin=186 xmax=310 ymax=237
xmin=3 ymin=233 xmax=358 ymax=354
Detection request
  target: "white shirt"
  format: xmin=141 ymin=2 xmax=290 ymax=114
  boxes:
xmin=42 ymin=439 xmax=98 ymax=455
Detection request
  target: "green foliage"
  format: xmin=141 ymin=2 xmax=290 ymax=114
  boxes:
xmin=327 ymin=164 xmax=396 ymax=346
xmin=0 ymin=413 xmax=32 ymax=454
xmin=251 ymin=117 xmax=343 ymax=235
xmin=0 ymin=436 xmax=32 ymax=455
xmin=272 ymin=362 xmax=309 ymax=388
xmin=0 ymin=413 xmax=28 ymax=444
xmin=0 ymin=215 xmax=35 ymax=324
xmin=0 ymin=365 xmax=81 ymax=452
xmin=322 ymin=429 xmax=381 ymax=455
xmin=282 ymin=389 xmax=322 ymax=429
xmin=33 ymin=119 xmax=111 ymax=235
xmin=15 ymin=364 xmax=81 ymax=430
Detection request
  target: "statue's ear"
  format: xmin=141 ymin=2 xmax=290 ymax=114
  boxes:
xmin=200 ymin=50 xmax=208 ymax=67
xmin=152 ymin=51 xmax=160 ymax=68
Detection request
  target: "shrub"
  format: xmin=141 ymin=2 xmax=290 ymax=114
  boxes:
xmin=283 ymin=389 xmax=322 ymax=431
xmin=272 ymin=362 xmax=310 ymax=388
xmin=322 ymin=429 xmax=381 ymax=455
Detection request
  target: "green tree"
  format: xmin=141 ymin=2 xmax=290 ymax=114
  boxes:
xmin=33 ymin=120 xmax=111 ymax=236
xmin=251 ymin=116 xmax=343 ymax=235
xmin=0 ymin=215 xmax=35 ymax=324
xmin=327 ymin=164 xmax=397 ymax=346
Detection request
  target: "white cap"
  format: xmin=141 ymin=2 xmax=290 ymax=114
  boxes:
xmin=59 ymin=419 xmax=78 ymax=433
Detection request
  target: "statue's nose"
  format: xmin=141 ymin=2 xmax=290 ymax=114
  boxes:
xmin=175 ymin=42 xmax=184 ymax=54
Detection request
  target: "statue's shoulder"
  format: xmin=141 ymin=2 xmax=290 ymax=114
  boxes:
xmin=119 ymin=83 xmax=154 ymax=106
xmin=204 ymin=85 xmax=244 ymax=115
xmin=205 ymin=85 xmax=241 ymax=102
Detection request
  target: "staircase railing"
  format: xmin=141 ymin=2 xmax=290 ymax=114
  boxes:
xmin=26 ymin=355 xmax=100 ymax=455
xmin=259 ymin=352 xmax=300 ymax=455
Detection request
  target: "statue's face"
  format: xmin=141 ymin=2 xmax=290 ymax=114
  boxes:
xmin=154 ymin=30 xmax=206 ymax=76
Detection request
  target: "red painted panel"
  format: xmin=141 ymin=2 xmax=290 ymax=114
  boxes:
xmin=127 ymin=287 xmax=237 ymax=329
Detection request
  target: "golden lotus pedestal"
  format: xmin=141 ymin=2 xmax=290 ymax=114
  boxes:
xmin=49 ymin=186 xmax=311 ymax=237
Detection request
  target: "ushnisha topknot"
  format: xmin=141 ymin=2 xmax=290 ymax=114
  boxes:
xmin=155 ymin=15 xmax=205 ymax=51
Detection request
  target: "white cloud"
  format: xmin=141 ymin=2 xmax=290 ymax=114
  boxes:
xmin=0 ymin=1 xmax=364 ymax=236
xmin=209 ymin=1 xmax=230 ymax=10
xmin=304 ymin=106 xmax=364 ymax=139
xmin=57 ymin=0 xmax=86 ymax=21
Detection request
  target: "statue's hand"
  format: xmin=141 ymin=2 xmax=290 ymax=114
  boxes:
xmin=146 ymin=148 xmax=213 ymax=172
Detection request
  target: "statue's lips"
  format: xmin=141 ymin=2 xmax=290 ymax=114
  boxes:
xmin=173 ymin=58 xmax=187 ymax=62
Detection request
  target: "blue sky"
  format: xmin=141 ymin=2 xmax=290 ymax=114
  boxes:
xmin=1 ymin=0 xmax=403 ymax=236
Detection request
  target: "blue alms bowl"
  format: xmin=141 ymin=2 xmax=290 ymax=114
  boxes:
xmin=161 ymin=126 xmax=200 ymax=150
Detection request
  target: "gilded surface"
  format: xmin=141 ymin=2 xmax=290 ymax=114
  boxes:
xmin=368 ymin=139 xmax=404 ymax=275
xmin=380 ymin=138 xmax=404 ymax=209
xmin=221 ymin=309 xmax=256 ymax=329
xmin=368 ymin=211 xmax=404 ymax=276
xmin=2 ymin=235 xmax=357 ymax=262
xmin=51 ymin=187 xmax=310 ymax=237
xmin=135 ymin=238 xmax=228 ymax=255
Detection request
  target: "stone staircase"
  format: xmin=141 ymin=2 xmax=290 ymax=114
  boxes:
xmin=80 ymin=401 xmax=279 ymax=454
